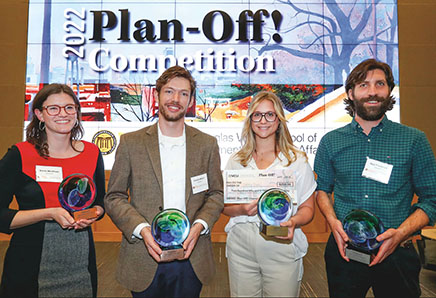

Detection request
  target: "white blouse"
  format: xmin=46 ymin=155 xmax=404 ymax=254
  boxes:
xmin=224 ymin=151 xmax=317 ymax=258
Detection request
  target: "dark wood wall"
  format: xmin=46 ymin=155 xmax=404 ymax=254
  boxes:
xmin=0 ymin=0 xmax=434 ymax=242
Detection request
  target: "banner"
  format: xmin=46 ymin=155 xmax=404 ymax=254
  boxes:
xmin=25 ymin=0 xmax=399 ymax=169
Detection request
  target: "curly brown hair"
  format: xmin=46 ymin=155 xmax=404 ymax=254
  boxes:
xmin=344 ymin=59 xmax=396 ymax=117
xmin=26 ymin=84 xmax=84 ymax=157
xmin=155 ymin=65 xmax=196 ymax=99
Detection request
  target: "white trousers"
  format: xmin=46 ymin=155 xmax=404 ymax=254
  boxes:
xmin=226 ymin=222 xmax=303 ymax=297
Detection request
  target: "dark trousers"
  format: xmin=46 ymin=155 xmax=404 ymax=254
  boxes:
xmin=325 ymin=234 xmax=421 ymax=298
xmin=131 ymin=259 xmax=202 ymax=298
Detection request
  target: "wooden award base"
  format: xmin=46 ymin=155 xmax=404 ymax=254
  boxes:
xmin=73 ymin=207 xmax=98 ymax=221
xmin=259 ymin=223 xmax=288 ymax=237
xmin=160 ymin=245 xmax=184 ymax=262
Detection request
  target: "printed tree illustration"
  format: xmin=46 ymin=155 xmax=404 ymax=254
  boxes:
xmin=196 ymin=89 xmax=218 ymax=122
xmin=111 ymin=82 xmax=157 ymax=122
xmin=257 ymin=0 xmax=398 ymax=84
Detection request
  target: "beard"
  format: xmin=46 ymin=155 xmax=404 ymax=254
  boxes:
xmin=158 ymin=101 xmax=187 ymax=122
xmin=353 ymin=95 xmax=391 ymax=121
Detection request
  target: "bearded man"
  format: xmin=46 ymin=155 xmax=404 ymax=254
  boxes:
xmin=105 ymin=66 xmax=223 ymax=298
xmin=314 ymin=59 xmax=436 ymax=298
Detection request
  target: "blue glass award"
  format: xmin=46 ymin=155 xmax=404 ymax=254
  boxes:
xmin=258 ymin=188 xmax=293 ymax=237
xmin=58 ymin=173 xmax=97 ymax=220
xmin=343 ymin=209 xmax=385 ymax=264
xmin=151 ymin=209 xmax=190 ymax=262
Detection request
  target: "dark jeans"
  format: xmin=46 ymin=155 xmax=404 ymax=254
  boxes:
xmin=131 ymin=259 xmax=202 ymax=298
xmin=324 ymin=234 xmax=421 ymax=298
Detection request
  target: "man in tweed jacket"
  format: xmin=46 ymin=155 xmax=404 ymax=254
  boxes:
xmin=105 ymin=66 xmax=224 ymax=297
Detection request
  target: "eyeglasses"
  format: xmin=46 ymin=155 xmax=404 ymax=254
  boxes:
xmin=250 ymin=111 xmax=277 ymax=122
xmin=42 ymin=104 xmax=78 ymax=116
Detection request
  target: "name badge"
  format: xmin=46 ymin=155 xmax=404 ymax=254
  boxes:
xmin=191 ymin=173 xmax=209 ymax=194
xmin=35 ymin=165 xmax=63 ymax=182
xmin=362 ymin=157 xmax=393 ymax=184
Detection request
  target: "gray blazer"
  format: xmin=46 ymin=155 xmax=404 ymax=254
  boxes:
xmin=104 ymin=123 xmax=224 ymax=292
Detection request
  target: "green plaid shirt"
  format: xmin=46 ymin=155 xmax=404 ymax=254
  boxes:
xmin=314 ymin=116 xmax=436 ymax=229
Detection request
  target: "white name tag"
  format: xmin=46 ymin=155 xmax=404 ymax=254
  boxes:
xmin=191 ymin=173 xmax=209 ymax=194
xmin=362 ymin=157 xmax=393 ymax=184
xmin=35 ymin=165 xmax=63 ymax=183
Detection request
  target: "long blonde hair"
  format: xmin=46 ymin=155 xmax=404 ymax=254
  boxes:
xmin=236 ymin=91 xmax=306 ymax=167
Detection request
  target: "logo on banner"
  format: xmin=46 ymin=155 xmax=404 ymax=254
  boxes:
xmin=92 ymin=130 xmax=117 ymax=155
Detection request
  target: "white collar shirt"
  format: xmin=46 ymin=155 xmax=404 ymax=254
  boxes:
xmin=158 ymin=124 xmax=186 ymax=212
xmin=132 ymin=124 xmax=209 ymax=238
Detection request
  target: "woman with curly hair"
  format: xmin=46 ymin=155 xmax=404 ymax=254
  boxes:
xmin=0 ymin=84 xmax=105 ymax=297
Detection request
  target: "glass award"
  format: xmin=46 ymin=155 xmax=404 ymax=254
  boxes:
xmin=151 ymin=208 xmax=190 ymax=262
xmin=257 ymin=188 xmax=293 ymax=237
xmin=343 ymin=209 xmax=385 ymax=264
xmin=58 ymin=173 xmax=97 ymax=220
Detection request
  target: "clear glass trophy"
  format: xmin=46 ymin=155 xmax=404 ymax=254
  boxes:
xmin=151 ymin=208 xmax=190 ymax=262
xmin=58 ymin=173 xmax=97 ymax=220
xmin=258 ymin=188 xmax=293 ymax=237
xmin=343 ymin=209 xmax=385 ymax=264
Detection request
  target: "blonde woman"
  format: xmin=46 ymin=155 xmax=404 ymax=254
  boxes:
xmin=223 ymin=91 xmax=316 ymax=297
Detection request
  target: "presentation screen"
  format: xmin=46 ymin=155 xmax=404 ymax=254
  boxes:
xmin=25 ymin=0 xmax=399 ymax=169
